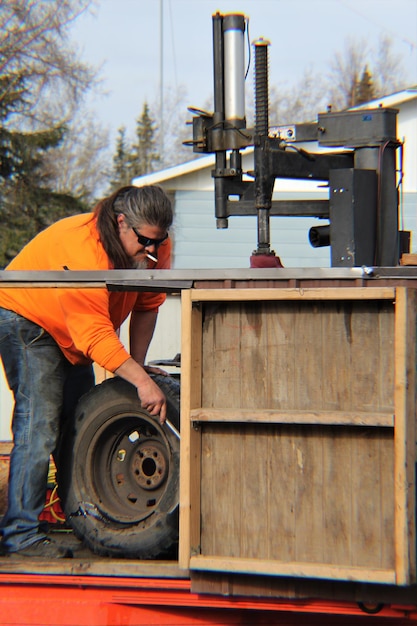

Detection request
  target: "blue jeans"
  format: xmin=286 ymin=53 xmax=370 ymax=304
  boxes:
xmin=0 ymin=307 xmax=94 ymax=552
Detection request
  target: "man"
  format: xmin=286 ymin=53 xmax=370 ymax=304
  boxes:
xmin=0 ymin=185 xmax=174 ymax=558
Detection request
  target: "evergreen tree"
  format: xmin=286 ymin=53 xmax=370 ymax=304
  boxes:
xmin=0 ymin=73 xmax=27 ymax=180
xmin=0 ymin=73 xmax=86 ymax=267
xmin=108 ymin=126 xmax=132 ymax=192
xmin=108 ymin=103 xmax=161 ymax=190
xmin=355 ymin=66 xmax=375 ymax=105
xmin=0 ymin=0 xmax=96 ymax=267
xmin=131 ymin=103 xmax=160 ymax=176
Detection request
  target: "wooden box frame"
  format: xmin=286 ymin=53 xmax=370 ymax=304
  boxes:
xmin=179 ymin=287 xmax=416 ymax=585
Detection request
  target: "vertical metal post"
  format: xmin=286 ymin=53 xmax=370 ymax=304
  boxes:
xmin=254 ymin=39 xmax=272 ymax=254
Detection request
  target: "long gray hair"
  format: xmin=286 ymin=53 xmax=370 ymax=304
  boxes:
xmin=94 ymin=185 xmax=173 ymax=268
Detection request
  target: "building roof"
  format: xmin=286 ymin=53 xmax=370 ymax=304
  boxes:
xmin=132 ymin=154 xmax=215 ymax=187
xmin=349 ymin=86 xmax=417 ymax=110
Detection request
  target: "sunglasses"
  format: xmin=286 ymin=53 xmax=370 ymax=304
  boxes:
xmin=132 ymin=227 xmax=168 ymax=248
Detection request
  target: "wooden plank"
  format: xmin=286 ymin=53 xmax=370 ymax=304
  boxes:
xmin=189 ymin=555 xmax=396 ymax=584
xmin=240 ymin=426 xmax=269 ymax=559
xmin=0 ymin=558 xmax=188 ymax=578
xmin=239 ymin=302 xmax=268 ymax=410
xmin=377 ymin=299 xmax=396 ymax=411
xmin=380 ymin=432 xmax=396 ymax=568
xmin=199 ymin=428 xmax=215 ymax=556
xmin=199 ymin=302 xmax=215 ymax=407
xmin=0 ymin=442 xmax=12 ymax=455
xmin=400 ymin=253 xmax=417 ymax=266
xmin=190 ymin=287 xmax=396 ymax=302
xmin=321 ymin=301 xmax=351 ymax=412
xmin=190 ymin=570 xmax=417 ymax=602
xmin=394 ymin=287 xmax=417 ymax=584
xmin=190 ymin=408 xmax=394 ymax=427
xmin=200 ymin=426 xmax=242 ymax=558
xmin=178 ymin=289 xmax=192 ymax=568
xmin=201 ymin=302 xmax=241 ymax=407
xmin=350 ymin=429 xmax=394 ymax=569
xmin=189 ymin=296 xmax=203 ymax=563
xmin=179 ymin=290 xmax=202 ymax=569
xmin=268 ymin=426 xmax=296 ymax=562
xmin=293 ymin=426 xmax=324 ymax=563
xmin=293 ymin=302 xmax=323 ymax=411
xmin=350 ymin=302 xmax=382 ymax=412
xmin=265 ymin=301 xmax=296 ymax=409
xmin=322 ymin=430 xmax=352 ymax=565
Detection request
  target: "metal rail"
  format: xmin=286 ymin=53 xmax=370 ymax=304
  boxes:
xmin=0 ymin=267 xmax=382 ymax=284
xmin=2 ymin=267 xmax=417 ymax=293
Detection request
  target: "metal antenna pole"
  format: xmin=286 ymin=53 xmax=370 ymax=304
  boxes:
xmin=159 ymin=0 xmax=164 ymax=160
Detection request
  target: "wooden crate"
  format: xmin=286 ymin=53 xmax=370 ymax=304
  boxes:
xmin=179 ymin=287 xmax=417 ymax=586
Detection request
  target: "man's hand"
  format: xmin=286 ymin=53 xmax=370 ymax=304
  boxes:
xmin=114 ymin=357 xmax=167 ymax=424
xmin=137 ymin=375 xmax=167 ymax=424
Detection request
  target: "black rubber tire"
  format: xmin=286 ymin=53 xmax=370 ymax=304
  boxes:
xmin=57 ymin=374 xmax=180 ymax=559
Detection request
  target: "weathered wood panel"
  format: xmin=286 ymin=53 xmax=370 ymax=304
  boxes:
xmin=200 ymin=424 xmax=394 ymax=570
xmin=181 ymin=287 xmax=416 ymax=586
xmin=201 ymin=300 xmax=395 ymax=416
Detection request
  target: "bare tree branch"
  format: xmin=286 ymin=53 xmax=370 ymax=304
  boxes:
xmin=0 ymin=0 xmax=99 ymax=128
xmin=327 ymin=37 xmax=369 ymax=109
xmin=40 ymin=108 xmax=110 ymax=202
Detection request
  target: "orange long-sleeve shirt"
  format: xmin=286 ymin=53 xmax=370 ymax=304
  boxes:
xmin=0 ymin=213 xmax=171 ymax=371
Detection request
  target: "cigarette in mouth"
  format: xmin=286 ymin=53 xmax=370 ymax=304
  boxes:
xmin=146 ymin=252 xmax=158 ymax=263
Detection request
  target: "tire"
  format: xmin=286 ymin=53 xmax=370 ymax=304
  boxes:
xmin=57 ymin=374 xmax=180 ymax=559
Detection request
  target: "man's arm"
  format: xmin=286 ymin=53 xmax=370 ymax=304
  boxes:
xmin=129 ymin=309 xmax=157 ymax=365
xmin=120 ymin=309 xmax=167 ymax=423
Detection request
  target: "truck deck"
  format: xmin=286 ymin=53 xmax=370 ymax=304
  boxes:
xmin=1 ymin=268 xmax=417 ymax=624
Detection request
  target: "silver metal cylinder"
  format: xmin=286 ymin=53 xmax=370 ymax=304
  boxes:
xmin=223 ymin=14 xmax=246 ymax=123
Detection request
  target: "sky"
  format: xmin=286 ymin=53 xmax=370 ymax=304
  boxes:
xmin=70 ymin=0 xmax=417 ymax=146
